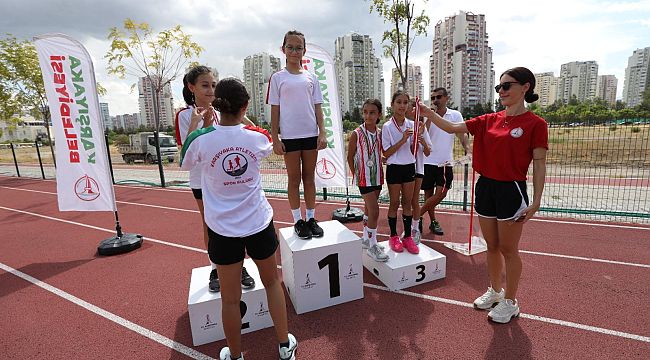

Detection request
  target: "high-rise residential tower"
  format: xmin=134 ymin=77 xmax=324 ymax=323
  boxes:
xmin=557 ymin=61 xmax=598 ymax=103
xmin=596 ymin=75 xmax=618 ymax=106
xmin=99 ymin=102 xmax=111 ymax=130
xmin=429 ymin=11 xmax=494 ymax=111
xmin=622 ymin=47 xmax=650 ymax=108
xmin=390 ymin=64 xmax=423 ymax=100
xmin=534 ymin=72 xmax=559 ymax=108
xmin=138 ymin=76 xmax=174 ymax=129
xmin=334 ymin=33 xmax=384 ymax=116
xmin=243 ymin=53 xmax=281 ymax=124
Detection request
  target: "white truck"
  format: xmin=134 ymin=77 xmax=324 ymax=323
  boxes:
xmin=118 ymin=132 xmax=178 ymax=164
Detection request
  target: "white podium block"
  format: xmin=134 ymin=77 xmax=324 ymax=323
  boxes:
xmin=362 ymin=241 xmax=446 ymax=291
xmin=279 ymin=220 xmax=364 ymax=314
xmin=187 ymin=259 xmax=273 ymax=346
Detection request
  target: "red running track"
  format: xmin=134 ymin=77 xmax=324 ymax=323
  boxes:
xmin=0 ymin=175 xmax=649 ymax=359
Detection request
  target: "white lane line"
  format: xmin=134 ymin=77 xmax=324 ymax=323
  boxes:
xmin=0 ymin=206 xmax=207 ymax=254
xmin=362 ymin=283 xmax=650 ymax=343
xmin=2 ymin=181 xmax=650 ymax=231
xmin=1 ymin=187 xmax=649 ymax=269
xmin=1 ymin=205 xmax=649 ymax=344
xmin=0 ymin=262 xmax=215 ymax=360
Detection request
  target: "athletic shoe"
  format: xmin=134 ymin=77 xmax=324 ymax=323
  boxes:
xmin=307 ymin=218 xmax=324 ymax=238
xmin=402 ymin=236 xmax=419 ymax=254
xmin=361 ymin=238 xmax=385 ymax=250
xmin=473 ymin=287 xmax=504 ymax=310
xmin=294 ymin=219 xmax=312 ymax=239
xmin=279 ymin=333 xmax=298 ymax=360
xmin=429 ymin=220 xmax=444 ymax=235
xmin=366 ymin=244 xmax=389 ymax=262
xmin=488 ymin=299 xmax=520 ymax=324
xmin=388 ymin=235 xmax=403 ymax=253
xmin=219 ymin=347 xmax=243 ymax=360
xmin=208 ymin=269 xmax=220 ymax=293
xmin=241 ymin=267 xmax=255 ymax=289
xmin=412 ymin=228 xmax=422 ymax=245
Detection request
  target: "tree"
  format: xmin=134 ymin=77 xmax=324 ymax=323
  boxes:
xmin=494 ymin=98 xmax=505 ymax=112
xmin=639 ymin=89 xmax=650 ymax=112
xmin=105 ymin=19 xmax=202 ymax=186
xmin=351 ymin=107 xmax=363 ymax=124
xmin=0 ymin=35 xmax=56 ymax=163
xmin=369 ymin=0 xmax=429 ymax=93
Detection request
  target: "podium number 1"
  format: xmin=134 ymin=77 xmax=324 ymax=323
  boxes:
xmin=318 ymin=253 xmax=341 ymax=298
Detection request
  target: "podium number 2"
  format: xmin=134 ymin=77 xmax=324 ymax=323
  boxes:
xmin=318 ymin=253 xmax=341 ymax=298
xmin=415 ymin=265 xmax=426 ymax=282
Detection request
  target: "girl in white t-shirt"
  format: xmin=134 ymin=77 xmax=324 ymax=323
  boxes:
xmin=267 ymin=30 xmax=326 ymax=240
xmin=381 ymin=90 xmax=420 ymax=255
xmin=180 ymin=78 xmax=297 ymax=360
xmin=176 ymin=66 xmax=255 ymax=294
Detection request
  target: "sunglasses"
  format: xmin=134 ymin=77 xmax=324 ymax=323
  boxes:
xmin=431 ymin=94 xmax=445 ymax=100
xmin=495 ymin=81 xmax=519 ymax=93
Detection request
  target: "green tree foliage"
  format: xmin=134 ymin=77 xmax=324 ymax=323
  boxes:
xmin=105 ymin=19 xmax=202 ymax=132
xmin=351 ymin=107 xmax=363 ymax=124
xmin=369 ymin=0 xmax=429 ymax=92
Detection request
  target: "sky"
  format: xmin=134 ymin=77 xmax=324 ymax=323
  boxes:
xmin=2 ymin=0 xmax=649 ymax=115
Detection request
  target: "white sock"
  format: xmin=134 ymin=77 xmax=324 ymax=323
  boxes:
xmin=412 ymin=218 xmax=420 ymax=232
xmin=209 ymin=257 xmax=217 ymax=270
xmin=368 ymin=228 xmax=378 ymax=246
xmin=363 ymin=226 xmax=369 ymax=241
xmin=291 ymin=208 xmax=302 ymax=223
xmin=306 ymin=208 xmax=315 ymax=220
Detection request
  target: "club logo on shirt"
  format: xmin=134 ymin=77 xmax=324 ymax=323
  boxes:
xmin=510 ymin=127 xmax=524 ymax=138
xmin=222 ymin=153 xmax=248 ymax=177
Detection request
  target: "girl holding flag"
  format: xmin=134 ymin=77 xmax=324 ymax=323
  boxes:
xmin=381 ymin=90 xmax=420 ymax=254
xmin=347 ymin=98 xmax=389 ymax=262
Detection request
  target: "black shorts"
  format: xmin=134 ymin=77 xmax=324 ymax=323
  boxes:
xmin=475 ymin=176 xmax=529 ymax=221
xmin=282 ymin=136 xmax=318 ymax=152
xmin=386 ymin=163 xmax=415 ymax=185
xmin=358 ymin=185 xmax=382 ymax=195
xmin=422 ymin=165 xmax=453 ymax=191
xmin=191 ymin=188 xmax=202 ymax=200
xmin=415 ymin=173 xmax=424 ymax=179
xmin=207 ymin=220 xmax=279 ymax=265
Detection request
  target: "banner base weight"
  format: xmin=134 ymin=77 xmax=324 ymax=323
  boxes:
xmin=332 ymin=207 xmax=364 ymax=223
xmin=98 ymin=233 xmax=143 ymax=256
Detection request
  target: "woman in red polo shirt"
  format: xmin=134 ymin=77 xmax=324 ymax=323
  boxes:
xmin=419 ymin=67 xmax=548 ymax=324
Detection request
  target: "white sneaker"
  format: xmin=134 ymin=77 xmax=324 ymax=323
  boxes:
xmin=279 ymin=333 xmax=297 ymax=360
xmin=412 ymin=229 xmax=421 ymax=245
xmin=366 ymin=244 xmax=389 ymax=262
xmin=220 ymin=347 xmax=243 ymax=360
xmin=488 ymin=299 xmax=520 ymax=323
xmin=361 ymin=238 xmax=384 ymax=250
xmin=473 ymin=287 xmax=504 ymax=310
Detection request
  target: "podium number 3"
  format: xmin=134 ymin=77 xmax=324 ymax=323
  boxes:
xmin=318 ymin=253 xmax=341 ymax=298
xmin=415 ymin=265 xmax=426 ymax=282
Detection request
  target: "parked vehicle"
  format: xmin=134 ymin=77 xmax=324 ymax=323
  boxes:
xmin=117 ymin=132 xmax=177 ymax=164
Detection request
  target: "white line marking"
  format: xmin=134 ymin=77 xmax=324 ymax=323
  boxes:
xmin=1 ymin=205 xmax=648 ymax=344
xmin=1 ymin=186 xmax=649 ymax=268
xmin=0 ymin=262 xmax=215 ymax=360
xmin=2 ymin=181 xmax=649 ymax=231
xmin=362 ymin=283 xmax=650 ymax=343
xmin=0 ymin=206 xmax=207 ymax=254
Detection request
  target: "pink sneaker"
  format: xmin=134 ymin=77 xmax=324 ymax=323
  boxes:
xmin=388 ymin=235 xmax=403 ymax=253
xmin=402 ymin=236 xmax=419 ymax=254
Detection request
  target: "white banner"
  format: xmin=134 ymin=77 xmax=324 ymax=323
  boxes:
xmin=303 ymin=44 xmax=347 ymax=187
xmin=34 ymin=34 xmax=116 ymax=211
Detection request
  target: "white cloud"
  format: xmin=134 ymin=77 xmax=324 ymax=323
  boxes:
xmin=3 ymin=0 xmax=649 ymax=113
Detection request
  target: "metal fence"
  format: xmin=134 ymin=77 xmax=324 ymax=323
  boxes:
xmin=1 ymin=121 xmax=648 ymax=224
